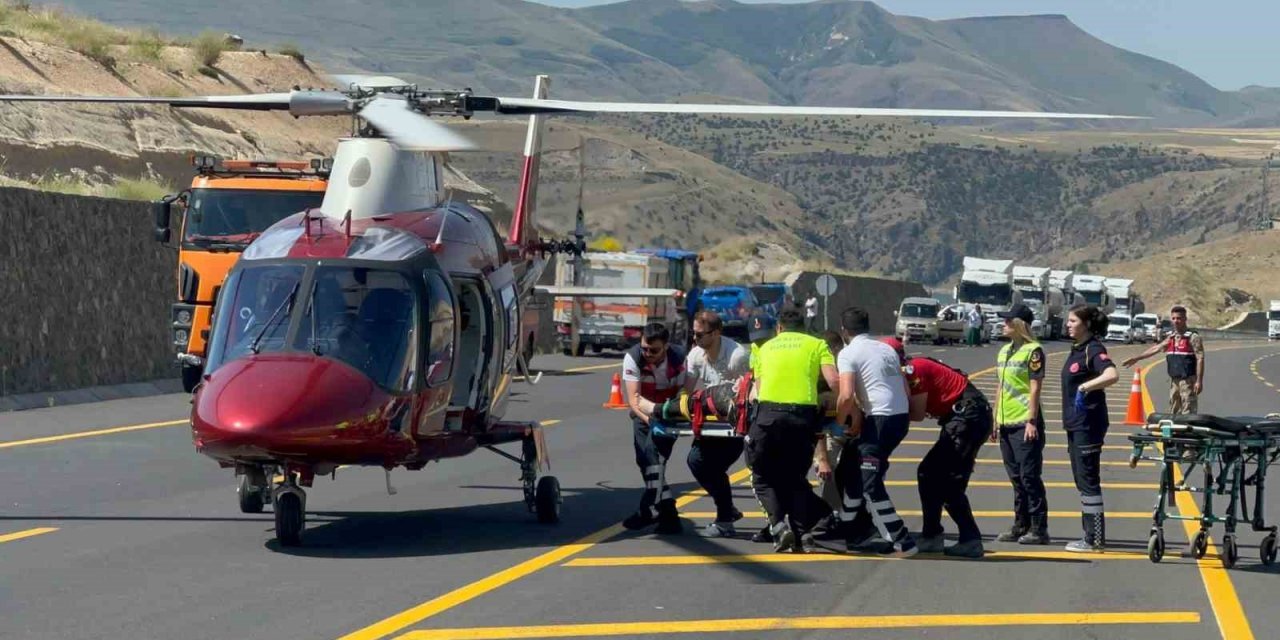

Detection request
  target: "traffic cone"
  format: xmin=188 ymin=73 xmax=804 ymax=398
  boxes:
xmin=1124 ymin=370 xmax=1145 ymax=426
xmin=603 ymin=373 xmax=628 ymax=409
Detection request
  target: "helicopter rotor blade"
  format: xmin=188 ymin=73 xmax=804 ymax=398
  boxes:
xmin=0 ymin=90 xmax=355 ymax=117
xmin=358 ymin=96 xmax=478 ymax=151
xmin=331 ymin=74 xmax=414 ymax=91
xmin=488 ymin=97 xmax=1144 ymax=120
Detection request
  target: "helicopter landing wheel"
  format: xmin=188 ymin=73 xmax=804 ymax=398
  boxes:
xmin=273 ymin=485 xmax=306 ymax=547
xmin=535 ymin=475 xmax=561 ymax=524
xmin=238 ymin=474 xmax=265 ymax=514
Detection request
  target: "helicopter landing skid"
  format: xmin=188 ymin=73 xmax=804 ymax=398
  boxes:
xmin=481 ymin=421 xmax=560 ymax=524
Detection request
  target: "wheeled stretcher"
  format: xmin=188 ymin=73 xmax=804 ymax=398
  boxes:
xmin=1128 ymin=413 xmax=1280 ymax=567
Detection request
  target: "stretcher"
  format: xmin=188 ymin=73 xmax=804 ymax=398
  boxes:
xmin=1127 ymin=413 xmax=1280 ymax=567
xmin=648 ymin=375 xmax=843 ymax=440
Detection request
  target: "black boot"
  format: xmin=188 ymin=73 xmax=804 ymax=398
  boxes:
xmin=654 ymin=500 xmax=682 ymax=535
xmin=995 ymin=514 xmax=1029 ymax=543
xmin=751 ymin=525 xmax=773 ymax=543
xmin=1018 ymin=514 xmax=1050 ymax=545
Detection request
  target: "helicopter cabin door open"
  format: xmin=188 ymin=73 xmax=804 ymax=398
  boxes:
xmin=446 ymin=265 xmax=518 ymax=429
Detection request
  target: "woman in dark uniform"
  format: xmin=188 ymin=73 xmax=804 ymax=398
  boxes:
xmin=1061 ymin=304 xmax=1120 ymax=553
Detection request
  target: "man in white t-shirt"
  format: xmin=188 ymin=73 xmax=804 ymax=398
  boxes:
xmin=683 ymin=311 xmax=751 ymax=537
xmin=834 ymin=306 xmax=917 ymax=557
xmin=621 ymin=323 xmax=688 ymax=535
xmin=805 ymin=295 xmax=819 ymax=333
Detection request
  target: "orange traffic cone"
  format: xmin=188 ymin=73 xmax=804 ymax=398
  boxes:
xmin=603 ymin=373 xmax=628 ymax=409
xmin=1124 ymin=370 xmax=1145 ymax=425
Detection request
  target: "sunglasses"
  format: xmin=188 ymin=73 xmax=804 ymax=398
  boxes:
xmin=641 ymin=345 xmax=666 ymax=355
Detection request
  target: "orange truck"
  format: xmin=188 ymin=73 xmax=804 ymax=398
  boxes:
xmin=152 ymin=155 xmax=330 ymax=391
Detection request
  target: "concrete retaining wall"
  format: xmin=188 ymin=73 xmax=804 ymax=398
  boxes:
xmin=0 ymin=187 xmax=174 ymax=398
xmin=785 ymin=272 xmax=929 ymax=335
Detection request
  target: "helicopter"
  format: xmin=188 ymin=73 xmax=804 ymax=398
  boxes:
xmin=0 ymin=75 xmax=1135 ymax=546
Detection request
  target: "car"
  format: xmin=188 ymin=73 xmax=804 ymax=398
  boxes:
xmin=896 ymin=297 xmax=965 ymax=345
xmin=1104 ymin=314 xmax=1141 ymax=344
xmin=1133 ymin=313 xmax=1161 ymax=343
xmin=699 ymin=286 xmax=761 ymax=340
xmin=749 ymin=283 xmax=792 ymax=320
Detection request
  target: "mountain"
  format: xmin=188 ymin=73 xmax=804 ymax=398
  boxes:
xmin=50 ymin=0 xmax=1279 ymax=126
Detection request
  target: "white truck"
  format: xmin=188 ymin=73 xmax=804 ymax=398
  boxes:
xmin=955 ymin=257 xmax=1020 ymax=340
xmin=1073 ymin=275 xmax=1115 ymax=314
xmin=1013 ymin=265 xmax=1065 ymax=340
xmin=552 ymin=252 xmax=682 ymax=355
xmin=1105 ymin=278 xmax=1137 ymax=315
xmin=1050 ymin=270 xmax=1077 ymax=307
xmin=1270 ymin=300 xmax=1280 ymax=340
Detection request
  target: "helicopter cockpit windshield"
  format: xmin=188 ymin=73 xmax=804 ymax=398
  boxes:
xmin=206 ymin=263 xmax=420 ymax=393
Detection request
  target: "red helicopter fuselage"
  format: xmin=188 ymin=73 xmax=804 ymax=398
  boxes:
xmin=190 ymin=205 xmax=543 ymax=481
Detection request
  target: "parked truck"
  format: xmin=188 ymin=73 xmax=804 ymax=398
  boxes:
xmin=1270 ymin=300 xmax=1280 ymax=340
xmin=955 ymin=257 xmax=1020 ymax=340
xmin=1073 ymin=275 xmax=1115 ymax=314
xmin=1050 ymin=270 xmax=1078 ymax=307
xmin=1105 ymin=278 xmax=1137 ymax=316
xmin=153 ymin=155 xmax=330 ymax=391
xmin=552 ymin=252 xmax=684 ymax=355
xmin=1013 ymin=266 xmax=1065 ymax=340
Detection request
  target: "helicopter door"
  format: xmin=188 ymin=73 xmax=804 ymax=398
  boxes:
xmin=448 ymin=277 xmax=495 ymax=415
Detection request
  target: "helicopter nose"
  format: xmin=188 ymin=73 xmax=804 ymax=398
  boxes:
xmin=191 ymin=353 xmax=391 ymax=458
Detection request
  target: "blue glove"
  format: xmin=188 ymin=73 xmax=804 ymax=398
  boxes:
xmin=650 ymin=419 xmax=670 ymax=437
xmin=1073 ymin=390 xmax=1088 ymax=414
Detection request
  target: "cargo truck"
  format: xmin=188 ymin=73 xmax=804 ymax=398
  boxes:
xmin=1105 ymin=278 xmax=1137 ymax=315
xmin=1073 ymin=275 xmax=1115 ymax=314
xmin=1270 ymin=301 xmax=1280 ymax=340
xmin=1013 ymin=266 xmax=1065 ymax=340
xmin=552 ymin=252 xmax=684 ymax=355
xmin=955 ymin=257 xmax=1020 ymax=340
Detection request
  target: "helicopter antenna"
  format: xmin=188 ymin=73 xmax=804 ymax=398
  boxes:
xmin=572 ymin=136 xmax=587 ymax=287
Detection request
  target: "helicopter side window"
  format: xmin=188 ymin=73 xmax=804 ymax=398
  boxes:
xmin=423 ymin=271 xmax=456 ymax=387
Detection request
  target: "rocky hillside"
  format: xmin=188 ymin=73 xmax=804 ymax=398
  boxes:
xmin=1093 ymin=229 xmax=1280 ymax=327
xmin=53 ymin=0 xmax=1280 ymax=126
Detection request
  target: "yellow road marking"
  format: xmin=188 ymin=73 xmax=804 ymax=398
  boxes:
xmin=0 ymin=527 xmax=58 ymax=545
xmin=879 ymin=480 xmax=1157 ymax=490
xmin=396 ymin=611 xmax=1200 ymax=639
xmin=0 ymin=419 xmax=188 ymax=450
xmin=563 ymin=362 xmax=620 ymax=373
xmin=1140 ymin=363 xmax=1254 ymax=640
xmin=682 ymin=510 xmax=1154 ymax=519
xmin=337 ymin=468 xmax=754 ymax=640
xmin=893 ymin=457 xmax=1145 ymax=468
xmin=897 ymin=439 xmax=1132 ymax=451
xmin=565 ymin=549 xmax=1151 ymax=567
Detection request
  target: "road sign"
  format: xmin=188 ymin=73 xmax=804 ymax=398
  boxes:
xmin=816 ymin=274 xmax=838 ymax=296
xmin=815 ymin=274 xmax=837 ymax=331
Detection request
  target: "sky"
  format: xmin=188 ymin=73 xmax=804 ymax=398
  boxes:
xmin=535 ymin=0 xmax=1278 ymax=90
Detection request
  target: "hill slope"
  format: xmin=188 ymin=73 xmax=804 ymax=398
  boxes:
xmin=50 ymin=0 xmax=1280 ymax=126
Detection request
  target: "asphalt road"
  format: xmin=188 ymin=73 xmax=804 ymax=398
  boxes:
xmin=1 ymin=338 xmax=1277 ymax=640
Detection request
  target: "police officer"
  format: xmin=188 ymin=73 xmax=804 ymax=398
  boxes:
xmin=1121 ymin=305 xmax=1205 ymax=414
xmin=749 ymin=308 xmax=838 ymax=553
xmin=884 ymin=337 xmax=993 ymax=558
xmin=1062 ymin=304 xmax=1120 ymax=553
xmin=684 ymin=311 xmax=751 ymax=537
xmin=621 ymin=323 xmax=687 ymax=535
xmin=993 ymin=303 xmax=1050 ymax=545
xmin=835 ymin=307 xmax=917 ymax=557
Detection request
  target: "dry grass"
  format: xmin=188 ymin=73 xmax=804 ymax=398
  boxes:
xmin=276 ymin=42 xmax=305 ymax=63
xmin=0 ymin=2 xmax=187 ymax=68
xmin=192 ymin=30 xmax=227 ymax=69
xmin=30 ymin=173 xmax=172 ymax=201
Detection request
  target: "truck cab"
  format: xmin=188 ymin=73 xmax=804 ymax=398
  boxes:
xmin=1270 ymin=301 xmax=1280 ymax=340
xmin=153 ymin=156 xmax=330 ymax=391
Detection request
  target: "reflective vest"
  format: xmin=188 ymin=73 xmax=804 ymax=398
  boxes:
xmin=996 ymin=340 xmax=1040 ymax=425
xmin=1165 ymin=332 xmax=1198 ymax=380
xmin=626 ymin=344 xmax=686 ymax=403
